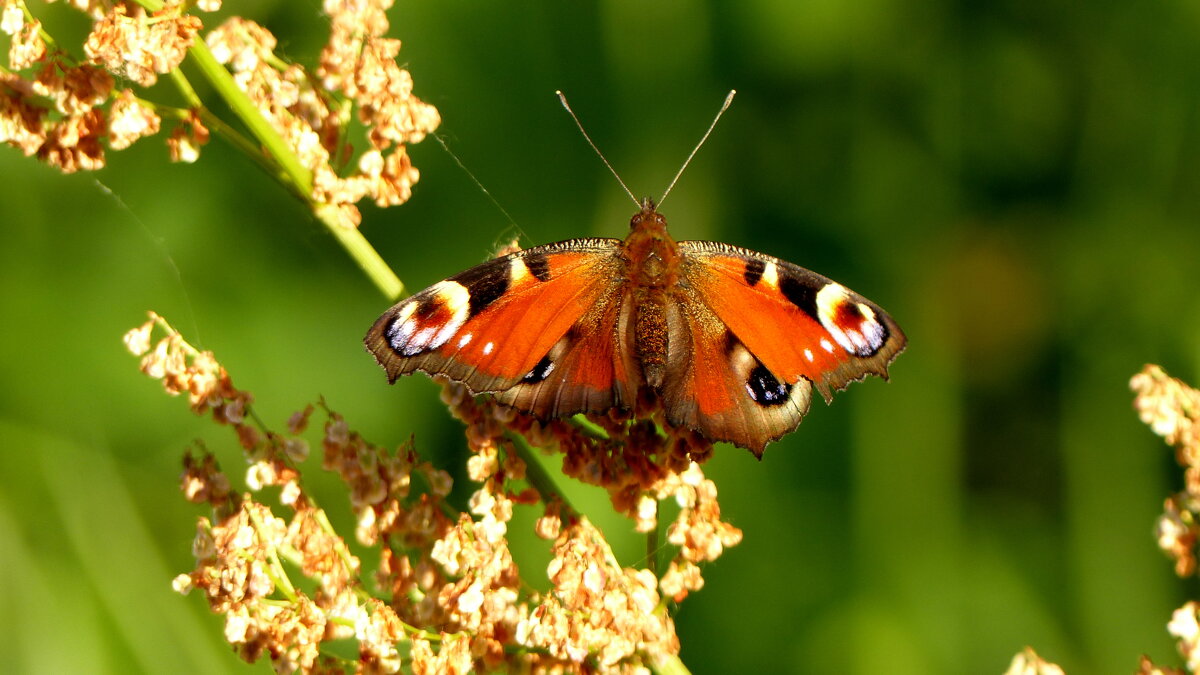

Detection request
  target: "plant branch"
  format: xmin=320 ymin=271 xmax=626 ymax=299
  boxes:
xmin=508 ymin=432 xmax=578 ymax=520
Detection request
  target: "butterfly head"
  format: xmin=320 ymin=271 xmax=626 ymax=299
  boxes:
xmin=629 ymin=197 xmax=669 ymax=236
xmin=625 ymin=198 xmax=680 ymax=286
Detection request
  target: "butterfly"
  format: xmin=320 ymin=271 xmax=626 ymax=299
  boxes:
xmin=364 ymin=197 xmax=906 ymax=456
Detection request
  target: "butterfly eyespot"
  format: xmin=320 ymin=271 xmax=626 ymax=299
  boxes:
xmin=815 ymin=283 xmax=889 ymax=357
xmin=723 ymin=333 xmax=790 ymax=408
xmin=383 ymin=303 xmax=418 ymax=353
xmin=385 ymin=282 xmax=471 ymax=356
xmin=745 ymin=364 xmax=790 ymax=406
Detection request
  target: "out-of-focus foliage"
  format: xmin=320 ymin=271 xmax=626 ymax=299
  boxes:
xmin=1 ymin=0 xmax=1198 ymax=673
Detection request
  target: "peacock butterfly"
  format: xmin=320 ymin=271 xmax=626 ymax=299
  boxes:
xmin=365 ymin=93 xmax=905 ymax=456
xmin=364 ymin=196 xmax=905 ymax=456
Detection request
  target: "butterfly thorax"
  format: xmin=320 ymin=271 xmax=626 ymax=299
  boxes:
xmin=623 ymin=199 xmax=680 ymax=390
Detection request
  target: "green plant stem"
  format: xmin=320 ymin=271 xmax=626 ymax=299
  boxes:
xmin=318 ymin=204 xmax=405 ymax=300
xmin=185 ymin=40 xmax=313 ymax=196
xmin=508 ymin=432 xmax=578 ymax=519
xmin=155 ymin=11 xmax=405 ymax=299
xmin=646 ymin=519 xmax=659 ymax=576
xmin=189 ymin=35 xmax=403 ymax=298
xmin=651 ymin=654 xmax=692 ymax=675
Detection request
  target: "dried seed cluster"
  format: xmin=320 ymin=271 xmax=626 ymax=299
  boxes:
xmin=0 ymin=0 xmax=438 ymax=224
xmin=129 ymin=312 xmax=743 ymax=672
xmin=1132 ymin=365 xmax=1200 ymax=577
xmin=1002 ymin=647 xmax=1065 ymax=675
xmin=1131 ymin=365 xmax=1200 ymax=673
xmin=440 ymin=377 xmax=744 ymax=606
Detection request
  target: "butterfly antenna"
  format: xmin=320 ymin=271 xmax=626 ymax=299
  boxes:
xmin=658 ymin=89 xmax=736 ymax=207
xmin=434 ymin=133 xmax=525 ymax=238
xmin=557 ymin=90 xmax=640 ymax=208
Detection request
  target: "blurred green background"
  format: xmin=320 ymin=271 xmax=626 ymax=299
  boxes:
xmin=3 ymin=0 xmax=1200 ymax=672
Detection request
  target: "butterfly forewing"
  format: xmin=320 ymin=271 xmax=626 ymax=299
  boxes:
xmin=677 ymin=241 xmax=906 ymax=401
xmin=365 ymin=239 xmax=628 ymax=401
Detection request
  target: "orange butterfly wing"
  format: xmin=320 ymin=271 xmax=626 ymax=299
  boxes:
xmin=665 ymin=241 xmax=906 ymax=454
xmin=364 ymin=240 xmax=638 ymax=418
xmin=658 ymin=294 xmax=816 ymax=455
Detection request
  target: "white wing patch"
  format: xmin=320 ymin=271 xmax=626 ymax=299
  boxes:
xmin=761 ymin=261 xmax=780 ymax=288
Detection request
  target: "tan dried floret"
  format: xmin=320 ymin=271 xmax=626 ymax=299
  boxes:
xmin=1171 ymin=602 xmax=1200 ymax=672
xmin=307 ymin=0 xmax=440 ymax=215
xmin=1132 ymin=366 xmax=1200 ymax=576
xmin=0 ymin=84 xmax=46 ymax=155
xmin=1 ymin=61 xmax=114 ymax=172
xmin=180 ymin=450 xmax=233 ymax=507
xmin=177 ymin=486 xmax=368 ymax=672
xmin=355 ymin=598 xmax=406 ymax=671
xmin=186 ymin=501 xmax=283 ymax=612
xmin=515 ymin=518 xmax=679 ymax=669
xmin=37 ymin=107 xmax=105 ymax=171
xmin=1132 ymin=365 xmax=1200 ymax=462
xmin=166 ymin=112 xmax=208 ymax=163
xmin=137 ymin=306 xmax=724 ymax=671
xmin=1003 ymin=647 xmax=1065 ymax=675
xmin=9 ymin=18 xmax=46 ymax=70
xmin=107 ymin=88 xmax=160 ymax=149
xmin=288 ymin=506 xmax=360 ymax=591
xmin=84 ymin=4 xmax=201 ymax=87
xmin=666 ymin=463 xmax=743 ymax=565
xmin=48 ymin=63 xmax=112 ymax=114
xmin=1 ymin=2 xmax=23 ymax=36
xmin=205 ymin=17 xmax=275 ymax=72
xmin=287 ymin=404 xmax=315 ymax=434
xmin=1158 ymin=495 xmax=1199 ymax=577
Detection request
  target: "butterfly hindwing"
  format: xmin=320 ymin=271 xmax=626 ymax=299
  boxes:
xmin=365 ymin=239 xmax=631 ymax=405
xmin=669 ymin=241 xmax=905 ymax=451
xmin=492 ymin=292 xmax=639 ymax=417
xmin=660 ymin=292 xmax=814 ymax=455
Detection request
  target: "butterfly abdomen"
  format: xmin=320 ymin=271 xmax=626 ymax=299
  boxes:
xmin=634 ymin=289 xmax=669 ymax=388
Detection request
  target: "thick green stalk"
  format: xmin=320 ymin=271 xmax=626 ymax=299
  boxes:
xmin=508 ymin=432 xmax=578 ymax=518
xmin=651 ymin=655 xmax=692 ymax=675
xmin=183 ymin=32 xmax=403 ymax=299
xmin=184 ymin=40 xmax=312 ymax=196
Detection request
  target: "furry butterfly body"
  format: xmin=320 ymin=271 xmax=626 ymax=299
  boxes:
xmin=365 ymin=198 xmax=905 ymax=456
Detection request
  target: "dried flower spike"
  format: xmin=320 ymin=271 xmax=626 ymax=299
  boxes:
xmin=1003 ymin=647 xmax=1064 ymax=675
